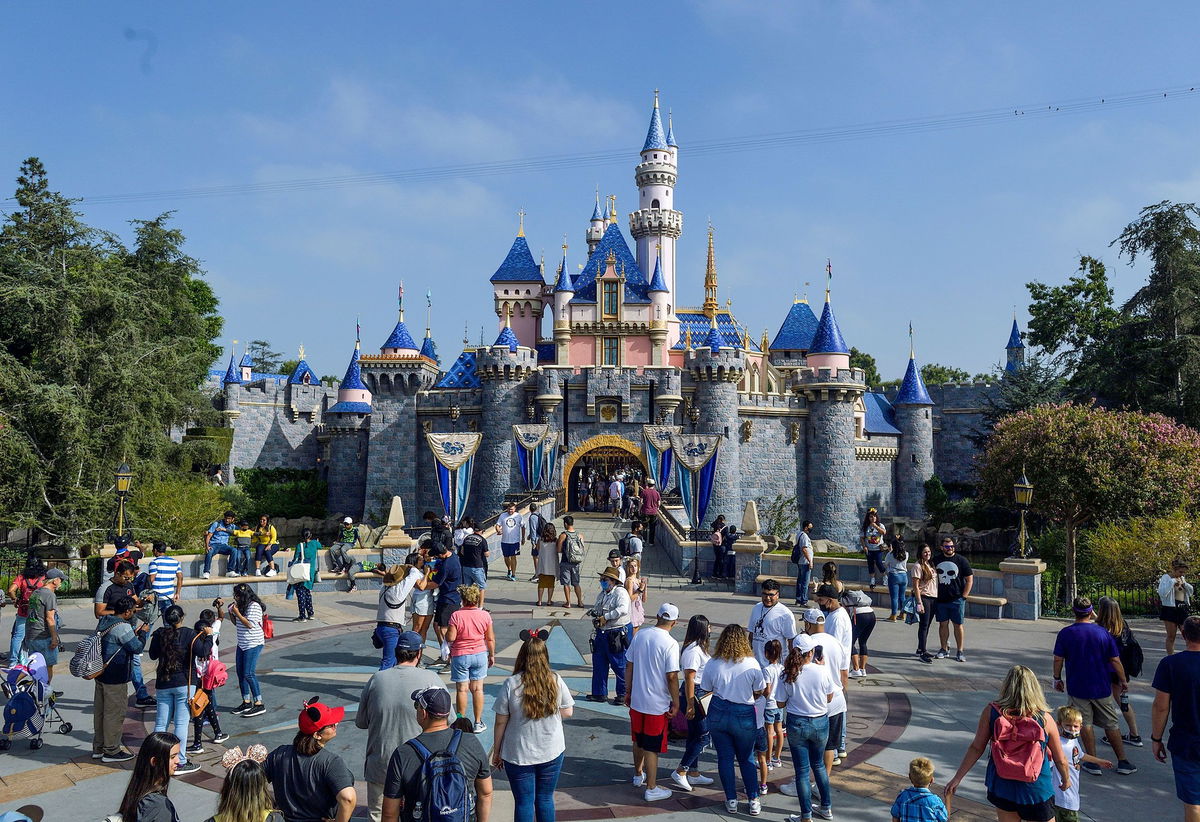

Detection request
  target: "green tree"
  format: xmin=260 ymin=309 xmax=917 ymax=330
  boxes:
xmin=279 ymin=359 xmax=300 ymax=377
xmin=849 ymin=347 xmax=881 ymax=387
xmin=920 ymin=363 xmax=972 ymax=385
xmin=978 ymin=403 xmax=1200 ymax=603
xmin=245 ymin=339 xmax=283 ymax=374
xmin=981 ymin=354 xmax=1068 ymax=429
xmin=130 ymin=474 xmax=225 ymax=550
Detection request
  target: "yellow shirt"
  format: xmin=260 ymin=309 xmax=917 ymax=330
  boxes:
xmin=252 ymin=525 xmax=278 ymax=547
xmin=232 ymin=528 xmax=254 ymax=548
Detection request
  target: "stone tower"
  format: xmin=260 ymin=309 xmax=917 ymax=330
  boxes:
xmin=686 ymin=319 xmax=744 ymax=529
xmin=1005 ymin=317 xmax=1025 ymax=373
xmin=473 ymin=318 xmax=538 ymax=516
xmin=894 ymin=346 xmax=935 ymax=520
xmin=324 ymin=341 xmax=373 ymax=519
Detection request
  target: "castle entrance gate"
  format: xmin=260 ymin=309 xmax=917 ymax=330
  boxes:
xmin=562 ymin=435 xmax=646 ymax=512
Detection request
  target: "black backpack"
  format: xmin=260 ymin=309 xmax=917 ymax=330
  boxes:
xmin=618 ymin=534 xmax=634 ymax=557
xmin=406 ymin=730 xmax=472 ymax=822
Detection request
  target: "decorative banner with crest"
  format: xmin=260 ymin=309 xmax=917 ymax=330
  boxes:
xmin=513 ymin=424 xmax=555 ymax=491
xmin=669 ymin=433 xmax=722 ymax=530
xmin=642 ymin=425 xmax=681 ymax=492
xmin=425 ymin=432 xmax=483 ymax=522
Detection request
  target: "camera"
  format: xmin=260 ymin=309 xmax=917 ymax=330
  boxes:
xmin=212 ymin=598 xmax=224 ymax=607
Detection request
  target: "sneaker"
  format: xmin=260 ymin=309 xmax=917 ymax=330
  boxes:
xmin=1123 ymin=734 xmax=1144 ymax=747
xmin=749 ymin=797 xmax=762 ymax=816
xmin=135 ymin=697 xmax=157 ymax=708
xmin=608 ymin=696 xmax=625 ymax=706
xmin=813 ymin=807 xmax=833 ymax=820
xmin=91 ymin=752 xmax=104 ymax=759
xmin=265 ymin=568 xmax=278 ymax=577
xmin=102 ymin=750 xmax=135 ymax=763
xmin=670 ymin=771 xmax=692 ymax=792
xmin=848 ymin=669 xmax=863 ymax=679
xmin=1081 ymin=762 xmax=1103 ymax=776
xmin=837 ymin=749 xmax=846 ymax=759
xmin=935 ymin=649 xmax=948 ymax=659
xmin=688 ymin=773 xmax=714 ymax=786
xmin=769 ymin=758 xmax=783 ymax=769
xmin=175 ymin=762 xmax=201 ymax=776
xmin=231 ymin=701 xmax=253 ymax=715
xmin=243 ymin=703 xmax=266 ymax=717
xmin=955 ymin=652 xmax=966 ymax=662
xmin=830 ymin=754 xmax=841 ymax=766
xmin=784 ymin=816 xmax=812 ymax=822
xmin=920 ymin=653 xmax=934 ymax=664
xmin=473 ymin=721 xmax=487 ymax=733
xmin=202 ymin=572 xmax=211 ymax=580
xmin=779 ymin=781 xmax=799 ymax=797
xmin=255 ymin=569 xmax=263 ymax=576
xmin=212 ymin=732 xmax=230 ymax=743
xmin=584 ymin=694 xmax=606 ymax=703
xmin=632 ymin=773 xmax=646 ymax=788
xmin=225 ymin=571 xmax=239 ymax=578
xmin=292 ymin=616 xmax=307 ymax=622
xmin=186 ymin=743 xmax=204 ymax=755
xmin=725 ymin=799 xmax=739 ymax=813
xmin=758 ymin=782 xmax=768 ymax=795
xmin=1115 ymin=759 xmax=1138 ymax=775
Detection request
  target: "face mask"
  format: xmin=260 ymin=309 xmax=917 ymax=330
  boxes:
xmin=600 ymin=580 xmax=611 ymax=591
xmin=1062 ymin=731 xmax=1079 ymax=739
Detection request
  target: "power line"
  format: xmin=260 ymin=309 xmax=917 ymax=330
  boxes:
xmin=8 ymin=83 xmax=1199 ymax=207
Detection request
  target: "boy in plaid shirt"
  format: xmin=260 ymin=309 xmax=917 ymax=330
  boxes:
xmin=891 ymin=757 xmax=948 ymax=822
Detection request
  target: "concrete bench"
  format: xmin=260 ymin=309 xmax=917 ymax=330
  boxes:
xmin=753 ymin=574 xmax=1009 ymax=618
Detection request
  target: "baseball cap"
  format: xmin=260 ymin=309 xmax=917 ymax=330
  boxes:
xmin=44 ymin=569 xmax=66 ymax=582
xmin=113 ymin=535 xmax=131 ymax=549
xmin=411 ymin=687 xmax=452 ymax=717
xmin=298 ymin=700 xmax=345 ymax=734
xmin=657 ymin=603 xmax=679 ymax=621
xmin=815 ymin=584 xmax=839 ymax=600
xmin=801 ymin=608 xmax=825 ymax=625
xmin=792 ymin=634 xmax=816 ymax=654
xmin=396 ymin=631 xmax=423 ymax=652
xmin=342 ymin=516 xmax=353 ymax=524
xmin=608 ymin=548 xmax=621 ymax=559
xmin=645 ymin=479 xmax=654 ymax=486
xmin=0 ymin=807 xmax=43 ymax=822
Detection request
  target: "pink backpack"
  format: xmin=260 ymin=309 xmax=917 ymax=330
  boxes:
xmin=989 ymin=703 xmax=1045 ymax=782
xmin=200 ymin=657 xmax=229 ymax=690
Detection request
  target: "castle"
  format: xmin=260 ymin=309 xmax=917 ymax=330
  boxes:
xmin=209 ymin=94 xmax=1024 ymax=550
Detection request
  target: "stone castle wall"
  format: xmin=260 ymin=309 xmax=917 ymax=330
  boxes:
xmin=224 ymin=380 xmax=336 ymax=470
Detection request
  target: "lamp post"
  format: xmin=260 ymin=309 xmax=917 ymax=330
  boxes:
xmin=1013 ymin=468 xmax=1033 ymax=558
xmin=114 ymin=462 xmax=133 ymax=541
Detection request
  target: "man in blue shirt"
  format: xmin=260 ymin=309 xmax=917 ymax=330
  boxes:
xmin=429 ymin=542 xmax=462 ymax=665
xmin=202 ymin=511 xmax=236 ymax=580
xmin=1151 ymin=615 xmax=1200 ymax=815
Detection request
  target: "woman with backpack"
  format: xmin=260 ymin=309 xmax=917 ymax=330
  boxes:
xmin=945 ymin=665 xmax=1070 ymax=822
xmin=149 ymin=605 xmax=211 ymax=776
xmin=115 ymin=731 xmax=183 ymax=822
xmin=229 ymin=583 xmax=266 ymax=718
xmin=1095 ymin=596 xmax=1144 ymax=747
xmin=7 ymin=557 xmax=46 ymax=662
xmin=191 ymin=605 xmax=230 ymax=753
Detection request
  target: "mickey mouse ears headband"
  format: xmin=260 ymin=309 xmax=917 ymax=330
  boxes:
xmin=519 ymin=627 xmax=551 ymax=642
xmin=220 ymin=744 xmax=268 ymax=771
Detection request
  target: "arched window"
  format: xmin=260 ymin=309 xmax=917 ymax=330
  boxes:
xmin=651 ymin=199 xmax=660 ymax=208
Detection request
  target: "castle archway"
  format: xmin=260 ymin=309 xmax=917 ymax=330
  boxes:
xmin=562 ymin=434 xmax=646 ymax=511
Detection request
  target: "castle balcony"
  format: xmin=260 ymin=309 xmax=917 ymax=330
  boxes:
xmin=629 ymin=208 xmax=683 ymax=239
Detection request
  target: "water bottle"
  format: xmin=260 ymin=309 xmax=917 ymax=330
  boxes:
xmin=1119 ymin=691 xmax=1129 ymax=712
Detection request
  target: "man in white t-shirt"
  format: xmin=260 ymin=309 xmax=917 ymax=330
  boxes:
xmin=624 ymin=603 xmax=681 ymax=803
xmin=497 ymin=502 xmax=525 ymax=582
xmin=748 ymin=579 xmax=797 ymax=666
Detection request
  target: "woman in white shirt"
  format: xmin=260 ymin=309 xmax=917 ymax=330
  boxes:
xmin=534 ymin=522 xmax=560 ymax=607
xmin=671 ymin=615 xmax=716 ymax=793
xmin=776 ymin=634 xmax=836 ymax=822
xmin=698 ymin=624 xmax=767 ymax=816
xmin=229 ymin=583 xmax=266 ymax=718
xmin=372 ymin=561 xmax=424 ymax=671
xmin=1158 ymin=558 xmax=1194 ymax=654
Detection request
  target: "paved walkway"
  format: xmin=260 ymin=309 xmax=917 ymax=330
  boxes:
xmin=0 ymin=513 xmax=1184 ymax=821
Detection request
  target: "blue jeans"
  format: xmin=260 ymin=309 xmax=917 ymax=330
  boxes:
xmin=591 ymin=629 xmax=626 ymax=698
xmin=887 ymin=571 xmax=909 ymax=616
xmin=375 ymin=624 xmax=400 ymax=671
xmin=795 ymin=564 xmax=812 ymax=604
xmin=504 ymin=752 xmax=564 ymax=822
xmin=706 ymin=696 xmax=759 ymax=801
xmin=786 ymin=713 xmax=831 ymax=816
xmin=203 ymin=544 xmax=232 ymax=573
xmin=236 ymin=645 xmax=263 ymax=701
xmin=9 ymin=615 xmax=26 ymax=661
xmin=866 ymin=550 xmax=886 ymax=577
xmin=131 ymin=652 xmax=149 ymax=700
xmin=153 ymin=685 xmax=190 ymax=764
xmin=678 ymin=684 xmax=710 ymax=771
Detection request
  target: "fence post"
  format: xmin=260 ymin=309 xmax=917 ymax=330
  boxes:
xmin=999 ymin=558 xmax=1047 ymax=620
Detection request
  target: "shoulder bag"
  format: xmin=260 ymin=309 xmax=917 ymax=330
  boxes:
xmin=187 ymin=634 xmax=210 ymax=718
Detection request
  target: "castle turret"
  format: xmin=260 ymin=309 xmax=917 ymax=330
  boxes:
xmin=686 ymin=316 xmax=744 ymax=536
xmin=894 ymin=334 xmax=935 ymax=519
xmin=552 ymin=245 xmax=574 ymax=363
xmin=238 ymin=351 xmax=253 ymax=382
xmin=221 ymin=351 xmax=242 ymax=422
xmin=474 ymin=323 xmax=538 ymax=515
xmin=1005 ymin=317 xmax=1025 ymax=373
xmin=647 ymin=248 xmax=670 ymax=365
xmin=586 ymin=193 xmax=605 ymax=254
xmin=324 ymin=339 xmax=373 ymax=519
xmin=329 ymin=341 xmax=372 ymax=412
xmin=489 ymin=216 xmax=545 ymax=350
xmin=381 ymin=284 xmax=420 ymax=356
xmin=806 ymin=292 xmax=851 ymax=372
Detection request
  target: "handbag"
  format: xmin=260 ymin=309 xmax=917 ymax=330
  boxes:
xmin=186 ymin=635 xmax=210 ymax=718
xmin=287 ymin=561 xmax=311 ymax=584
xmin=262 ymin=613 xmax=275 ymax=640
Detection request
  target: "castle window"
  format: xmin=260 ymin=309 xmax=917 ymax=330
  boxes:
xmin=651 ymin=199 xmax=660 ymax=208
xmin=602 ymin=281 xmax=619 ymax=318
xmin=602 ymin=337 xmax=619 ymax=366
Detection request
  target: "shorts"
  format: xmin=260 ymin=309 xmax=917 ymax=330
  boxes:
xmin=630 ymin=709 xmax=669 ymax=755
xmin=825 ymin=711 xmax=845 ymax=752
xmin=754 ymin=726 xmax=768 ymax=754
xmin=1053 ymin=806 xmax=1080 ymax=822
xmin=1161 ymin=604 xmax=1189 ymax=626
xmin=763 ymin=707 xmax=782 ymax=725
xmin=411 ymin=589 xmax=434 ymax=617
xmin=23 ymin=637 xmax=58 ymax=665
xmin=435 ymin=597 xmax=460 ymax=629
xmin=450 ymin=651 xmax=489 ymax=682
xmin=1068 ymin=694 xmax=1120 ymax=731
xmin=986 ymin=792 xmax=1053 ymax=821
xmin=501 ymin=542 xmax=521 ymax=558
xmin=935 ymin=599 xmax=965 ymax=624
xmin=558 ymin=562 xmax=581 ymax=587
xmin=537 ymin=574 xmax=556 ymax=590
xmin=462 ymin=567 xmax=487 ymax=589
xmin=1172 ymin=753 xmax=1200 ymax=805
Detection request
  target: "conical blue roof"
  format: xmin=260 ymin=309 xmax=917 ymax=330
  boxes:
xmin=339 ymin=344 xmax=367 ymax=390
xmin=809 ymin=299 xmax=850 ymax=355
xmin=895 ymin=357 xmax=933 ymax=405
xmin=666 ymin=116 xmax=677 ymax=148
xmin=382 ymin=318 xmax=418 ymax=351
xmin=648 ymin=254 xmax=668 ymax=293
xmin=489 ymin=235 xmax=543 ymax=283
xmin=770 ymin=300 xmax=820 ymax=351
xmin=570 ymin=223 xmax=652 ymax=305
xmin=553 ymin=254 xmax=574 ymax=293
xmin=1006 ymin=318 xmax=1024 ymax=349
xmin=238 ymin=352 xmax=253 ymax=368
xmin=435 ymin=350 xmax=480 ymax=389
xmin=704 ymin=322 xmax=725 ymax=351
xmin=642 ymin=101 xmax=668 ymax=152
xmin=419 ymin=335 xmax=437 ymax=361
xmin=222 ymin=354 xmax=241 ymax=385
xmin=590 ymin=199 xmax=604 ymax=222
xmin=494 ymin=325 xmax=520 ymax=352
xmin=287 ymin=359 xmax=318 ymax=385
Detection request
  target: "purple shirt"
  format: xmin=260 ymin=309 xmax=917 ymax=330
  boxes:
xmin=1053 ymin=621 xmax=1119 ymax=700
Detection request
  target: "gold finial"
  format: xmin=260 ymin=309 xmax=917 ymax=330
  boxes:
xmin=608 ymin=194 xmax=618 ymax=224
xmin=685 ymin=328 xmax=692 ymax=350
xmin=539 ymin=250 xmax=545 ymax=276
xmin=517 ymin=209 xmax=526 ymax=237
xmin=793 ymin=293 xmax=800 ymax=304
xmin=562 ymin=236 xmax=568 ymax=253
xmin=702 ymin=223 xmax=719 ymax=318
xmin=298 ymin=343 xmax=305 ymax=359
xmin=761 ymin=328 xmax=770 ymax=353
xmin=743 ymin=328 xmax=751 ymax=349
xmin=504 ymin=303 xmax=512 ymax=328
xmin=606 ymin=249 xmax=617 ymax=266
xmin=726 ymin=298 xmax=732 ymax=310
xmin=654 ymin=88 xmax=659 ymax=109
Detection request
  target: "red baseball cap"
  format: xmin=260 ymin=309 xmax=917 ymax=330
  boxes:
xmin=298 ymin=700 xmax=345 ymax=734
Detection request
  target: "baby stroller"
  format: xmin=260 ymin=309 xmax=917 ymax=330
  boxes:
xmin=1 ymin=653 xmax=72 ymax=750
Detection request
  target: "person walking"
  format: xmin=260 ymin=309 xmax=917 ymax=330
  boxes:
xmin=608 ymin=475 xmax=625 ymax=521
xmin=458 ymin=522 xmax=491 ymax=609
xmin=934 ymin=536 xmax=972 ymax=662
xmin=287 ymin=529 xmax=320 ymax=622
xmin=202 ymin=511 xmax=236 ymax=580
xmin=625 ymin=558 xmax=647 ymax=639
xmin=356 ymin=631 xmax=446 ymax=822
xmin=624 ymin=603 xmax=681 ymax=803
xmin=884 ymin=541 xmax=909 ymax=621
xmin=116 ymin=731 xmax=183 ymax=822
xmin=373 ymin=562 xmax=423 ymax=670
xmin=428 ymin=541 xmax=463 ymax=665
xmin=1150 ymin=615 xmax=1200 ymax=820
xmin=847 ymin=586 xmax=877 ymax=679
xmin=22 ymin=568 xmax=64 ymax=680
xmin=498 ymin=502 xmax=525 ymax=582
xmin=556 ymin=516 xmax=586 ymax=609
xmin=945 ymin=665 xmax=1070 ymax=822
xmin=748 ymin=579 xmax=797 ymax=666
xmin=1159 ymin=559 xmax=1194 ymax=655
xmin=264 ymin=698 xmax=356 ymax=822
xmin=147 ymin=542 xmax=183 ymax=621
xmin=910 ymin=544 xmax=937 ymax=663
xmin=252 ymin=515 xmax=280 ymax=576
xmin=1052 ymin=596 xmax=1137 ymax=775
xmin=671 ymin=615 xmax=715 ymax=793
xmin=777 ymin=634 xmax=836 ymax=822
xmin=203 ymin=745 xmax=282 ymax=822
xmin=490 ymin=632 xmax=575 ymax=822
xmin=586 ymin=566 xmax=632 ymax=704
xmin=701 ymin=624 xmax=767 ymax=816
xmin=791 ymin=521 xmax=814 ymax=606
xmin=640 ymin=479 xmax=661 ymax=546
xmin=6 ymin=557 xmax=45 ymax=664
xmin=526 ymin=508 xmax=548 ymax=582
xmin=710 ymin=515 xmax=730 ymax=581
xmin=447 ymin=584 xmax=494 ymax=732
xmin=329 ymin=517 xmax=365 ymax=593
xmin=92 ymin=595 xmax=150 ymax=763
xmin=860 ymin=508 xmax=888 ymax=589
xmin=148 ymin=604 xmax=209 ymax=775
xmin=534 ymin=522 xmax=559 ymax=607
xmin=230 ymin=583 xmax=267 ymax=717
xmin=1095 ymin=596 xmax=1145 ymax=747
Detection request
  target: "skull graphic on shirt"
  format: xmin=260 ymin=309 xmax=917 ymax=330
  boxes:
xmin=937 ymin=560 xmax=960 ymax=586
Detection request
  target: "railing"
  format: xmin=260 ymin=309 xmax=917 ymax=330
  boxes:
xmin=1040 ymin=572 xmax=1176 ymax=618
xmin=0 ymin=548 xmax=100 ymax=600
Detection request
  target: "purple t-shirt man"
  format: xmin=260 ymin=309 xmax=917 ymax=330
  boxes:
xmin=1053 ymin=621 xmax=1120 ymax=700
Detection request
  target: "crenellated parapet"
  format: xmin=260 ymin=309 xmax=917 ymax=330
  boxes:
xmin=474 ymin=345 xmax=539 ymax=382
xmin=686 ymin=346 xmax=746 ymax=383
xmin=790 ymin=366 xmax=866 ymax=401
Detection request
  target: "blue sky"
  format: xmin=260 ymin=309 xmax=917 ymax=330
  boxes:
xmin=5 ymin=3 xmax=1200 ymax=381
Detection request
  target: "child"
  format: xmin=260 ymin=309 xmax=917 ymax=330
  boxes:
xmin=1053 ymin=705 xmax=1113 ymax=822
xmin=890 ymin=757 xmax=948 ymax=822
xmin=762 ymin=639 xmax=785 ymax=771
xmin=230 ymin=521 xmax=255 ymax=577
xmin=753 ymin=639 xmax=784 ymax=796
xmin=189 ymin=604 xmax=229 ymax=752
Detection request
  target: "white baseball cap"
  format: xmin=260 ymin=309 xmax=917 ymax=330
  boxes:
xmin=342 ymin=516 xmax=353 ymax=524
xmin=801 ymin=608 xmax=825 ymax=625
xmin=645 ymin=479 xmax=655 ymax=486
xmin=657 ymin=603 xmax=680 ymax=621
xmin=792 ymin=634 xmax=816 ymax=654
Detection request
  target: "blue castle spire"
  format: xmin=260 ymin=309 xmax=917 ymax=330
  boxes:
xmin=554 ymin=250 xmax=574 ymax=293
xmin=642 ymin=92 xmax=668 ymax=152
xmin=808 ymin=297 xmax=850 ymax=355
xmin=1005 ymin=317 xmax=1025 ymax=373
xmin=590 ymin=197 xmax=604 ymax=222
xmin=382 ymin=318 xmax=418 ymax=351
xmin=419 ymin=334 xmax=437 ymax=361
xmin=648 ymin=252 xmax=668 ymax=293
xmin=222 ymin=352 xmax=241 ymax=385
xmin=489 ymin=234 xmax=543 ymax=283
xmin=896 ymin=356 xmax=933 ymax=405
xmin=494 ymin=325 xmax=519 ymax=352
xmin=704 ymin=316 xmax=725 ymax=351
xmin=665 ymin=109 xmax=677 ymax=148
xmin=238 ymin=351 xmax=253 ymax=369
xmin=340 ymin=342 xmax=367 ymax=390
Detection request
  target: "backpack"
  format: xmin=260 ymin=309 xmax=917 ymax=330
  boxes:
xmin=406 ymin=730 xmax=473 ymax=822
xmin=200 ymin=657 xmax=229 ymax=690
xmin=69 ymin=624 xmax=119 ymax=680
xmin=710 ymin=529 xmax=724 ymax=547
xmin=989 ymin=703 xmax=1046 ymax=782
xmin=562 ymin=531 xmax=585 ymax=565
xmin=1119 ymin=628 xmax=1144 ymax=679
xmin=841 ymin=589 xmax=872 ymax=608
xmin=618 ymin=535 xmax=634 ymax=557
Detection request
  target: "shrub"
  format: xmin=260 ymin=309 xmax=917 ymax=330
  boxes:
xmin=1083 ymin=509 xmax=1199 ymax=585
xmin=757 ymin=494 xmax=799 ymax=541
xmin=236 ymin=467 xmax=327 ymax=519
xmin=129 ymin=474 xmax=226 ymax=550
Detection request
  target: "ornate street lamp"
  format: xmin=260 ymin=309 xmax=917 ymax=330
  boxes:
xmin=114 ymin=462 xmax=134 ymax=540
xmin=687 ymin=401 xmax=700 ymax=430
xmin=1013 ymin=468 xmax=1033 ymax=558
xmin=449 ymin=403 xmax=461 ymax=429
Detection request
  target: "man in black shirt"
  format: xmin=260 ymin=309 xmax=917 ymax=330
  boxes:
xmin=459 ymin=528 xmax=490 ymax=608
xmin=934 ymin=536 xmax=974 ymax=662
xmin=429 ymin=543 xmax=463 ymax=664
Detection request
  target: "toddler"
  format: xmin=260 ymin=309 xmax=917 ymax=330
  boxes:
xmin=890 ymin=757 xmax=948 ymax=822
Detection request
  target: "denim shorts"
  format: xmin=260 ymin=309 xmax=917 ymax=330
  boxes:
xmin=24 ymin=637 xmax=58 ymax=665
xmin=462 ymin=566 xmax=487 ymax=589
xmin=1174 ymin=753 xmax=1200 ymax=805
xmin=763 ymin=707 xmax=782 ymax=725
xmin=450 ymin=650 xmax=488 ymax=682
xmin=935 ymin=599 xmax=965 ymax=624
xmin=755 ymin=725 xmax=768 ymax=754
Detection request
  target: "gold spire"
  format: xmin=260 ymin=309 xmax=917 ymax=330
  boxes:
xmin=539 ymin=250 xmax=545 ymax=277
xmin=761 ymin=328 xmax=770 ymax=353
xmin=298 ymin=343 xmax=305 ymax=359
xmin=702 ymin=222 xmax=719 ymax=318
xmin=517 ymin=209 xmax=525 ymax=237
xmin=608 ymin=195 xmax=618 ymax=224
xmin=685 ymin=328 xmax=692 ymax=350
xmin=504 ymin=303 xmax=512 ymax=328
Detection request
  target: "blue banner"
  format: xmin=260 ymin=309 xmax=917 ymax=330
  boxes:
xmin=643 ymin=425 xmax=679 ymax=493
xmin=670 ymin=433 xmax=722 ymax=531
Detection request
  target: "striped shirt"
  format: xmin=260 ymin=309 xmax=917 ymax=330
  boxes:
xmin=147 ymin=555 xmax=182 ymax=600
xmin=236 ymin=602 xmax=265 ymax=649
